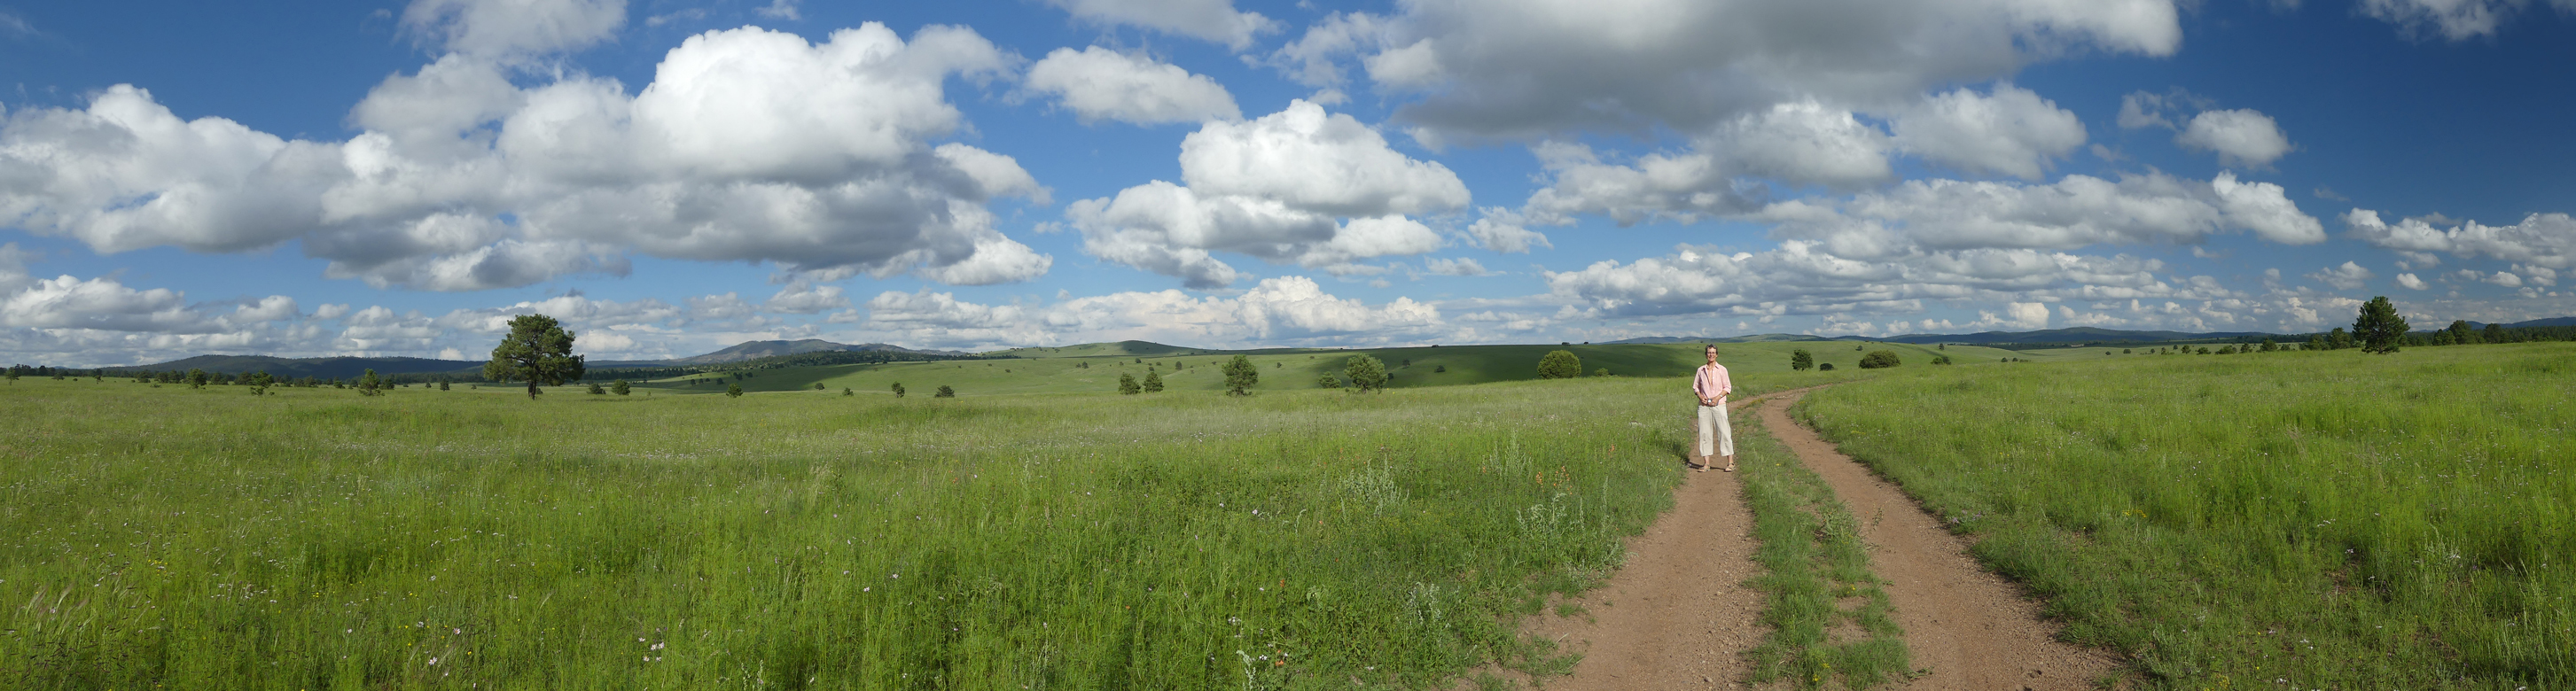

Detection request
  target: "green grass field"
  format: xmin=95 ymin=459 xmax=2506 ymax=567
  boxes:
xmin=0 ymin=363 xmax=1854 ymax=689
xmin=620 ymin=340 xmax=1997 ymax=397
xmin=1794 ymin=343 xmax=2576 ymax=689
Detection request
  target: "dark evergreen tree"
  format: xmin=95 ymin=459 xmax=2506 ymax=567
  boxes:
xmin=1222 ymin=354 xmax=1259 ymax=396
xmin=2353 ymin=297 xmax=2408 ymax=354
xmin=485 ymin=314 xmax=585 ymax=399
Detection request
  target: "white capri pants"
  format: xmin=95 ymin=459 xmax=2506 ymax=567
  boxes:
xmin=1697 ymin=401 xmax=1734 ymax=458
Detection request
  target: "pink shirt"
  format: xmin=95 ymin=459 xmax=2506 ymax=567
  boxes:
xmin=1693 ymin=362 xmax=1731 ymax=405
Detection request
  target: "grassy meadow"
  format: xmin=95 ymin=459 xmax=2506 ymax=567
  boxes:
xmin=623 ymin=340 xmax=1994 ymax=397
xmin=0 ymin=361 xmax=1856 ymax=690
xmin=1794 ymin=342 xmax=2576 ymax=689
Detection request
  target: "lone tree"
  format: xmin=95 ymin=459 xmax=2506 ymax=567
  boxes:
xmin=1536 ymin=350 xmax=1582 ymax=379
xmin=244 ymin=371 xmax=274 ymax=396
xmin=726 ymin=383 xmax=745 ymax=398
xmin=485 ymin=314 xmax=585 ymax=399
xmin=1344 ymin=354 xmax=1388 ymax=392
xmin=186 ymin=368 xmax=209 ymax=389
xmin=587 ymin=383 xmax=606 ymax=395
xmin=1142 ymin=369 xmax=1165 ymax=392
xmin=891 ymin=382 xmax=907 ymax=398
xmin=2353 ymin=296 xmax=2408 ymax=354
xmin=1118 ymin=372 xmax=1141 ymax=395
xmin=1222 ymin=354 xmax=1259 ymax=396
xmin=611 ymin=380 xmax=631 ymax=395
xmin=934 ymin=384 xmax=956 ymax=398
xmin=1789 ymin=348 xmax=1815 ymax=371
xmin=1859 ymin=350 xmax=1901 ymax=369
xmin=355 ymin=369 xmax=385 ymax=396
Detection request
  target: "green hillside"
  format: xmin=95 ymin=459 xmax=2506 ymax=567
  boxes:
xmin=626 ymin=340 xmax=2018 ymax=396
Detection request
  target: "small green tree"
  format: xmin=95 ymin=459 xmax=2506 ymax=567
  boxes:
xmin=1432 ymin=364 xmax=1446 ymax=373
xmin=1222 ymin=354 xmax=1259 ymax=396
xmin=587 ymin=383 xmax=606 ymax=395
xmin=841 ymin=387 xmax=854 ymax=396
xmin=1317 ymin=373 xmax=1339 ymax=389
xmin=186 ymin=368 xmax=209 ymax=389
xmin=1535 ymin=350 xmax=1582 ymax=379
xmin=1118 ymin=372 xmax=1141 ymax=394
xmin=934 ymin=384 xmax=956 ymax=398
xmin=2447 ymin=319 xmax=2476 ymax=345
xmin=1789 ymin=349 xmax=1814 ymax=371
xmin=1818 ymin=362 xmax=1836 ymax=371
xmin=611 ymin=380 xmax=631 ymax=395
xmin=2482 ymin=322 xmax=2508 ymax=344
xmin=1344 ymin=355 xmax=1388 ymax=392
xmin=244 ymin=371 xmax=274 ymax=396
xmin=2353 ymin=296 xmax=2408 ymax=354
xmin=484 ymin=314 xmax=586 ymax=399
xmin=811 ymin=382 xmax=825 ymax=391
xmin=892 ymin=382 xmax=907 ymax=398
xmin=726 ymin=383 xmax=744 ymax=398
xmin=2329 ymin=327 xmax=2355 ymax=350
xmin=1142 ymin=369 xmax=1165 ymax=392
xmin=1932 ymin=354 xmax=1954 ymax=365
xmin=1858 ymin=350 xmax=1901 ymax=369
xmin=355 ymin=369 xmax=384 ymax=396
xmin=438 ymin=380 xmax=450 ymax=391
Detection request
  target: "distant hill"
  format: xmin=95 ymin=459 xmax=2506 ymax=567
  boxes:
xmin=987 ymin=340 xmax=1214 ymax=358
xmin=653 ymin=339 xmax=967 ymax=365
xmin=1874 ymin=327 xmax=2275 ymax=345
xmin=131 ymin=354 xmax=481 ymax=379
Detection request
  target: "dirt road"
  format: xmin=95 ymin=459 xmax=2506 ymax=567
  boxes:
xmin=1527 ymin=390 xmax=2117 ymax=690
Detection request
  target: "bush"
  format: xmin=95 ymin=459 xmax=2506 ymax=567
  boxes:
xmin=1118 ymin=373 xmax=1141 ymax=395
xmin=611 ymin=380 xmax=630 ymax=395
xmin=1818 ymin=362 xmax=1836 ymax=371
xmin=1432 ymin=364 xmax=1446 ymax=373
xmin=725 ymin=383 xmax=744 ymax=398
xmin=1142 ymin=370 xmax=1164 ymax=393
xmin=1858 ymin=350 xmax=1901 ymax=369
xmin=1535 ymin=350 xmax=1582 ymax=379
xmin=841 ymin=387 xmax=853 ymax=397
xmin=1593 ymin=368 xmax=1610 ymax=377
xmin=891 ymin=382 xmax=906 ymax=398
xmin=1789 ymin=349 xmax=1814 ymax=371
xmin=1344 ymin=355 xmax=1388 ymax=392
xmin=813 ymin=382 xmax=826 ymax=390
xmin=933 ymin=385 xmax=956 ymax=398
xmin=1932 ymin=354 xmax=1953 ymax=365
xmin=587 ymin=383 xmax=606 ymax=395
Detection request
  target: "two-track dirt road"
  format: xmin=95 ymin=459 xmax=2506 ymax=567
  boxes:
xmin=1522 ymin=390 xmax=2117 ymax=690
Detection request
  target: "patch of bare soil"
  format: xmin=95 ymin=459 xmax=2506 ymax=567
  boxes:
xmin=1758 ymin=392 xmax=2119 ymax=691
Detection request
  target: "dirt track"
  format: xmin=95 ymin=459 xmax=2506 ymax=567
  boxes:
xmin=1527 ymin=391 xmax=2117 ymax=689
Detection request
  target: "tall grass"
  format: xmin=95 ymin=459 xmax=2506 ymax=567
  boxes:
xmin=0 ymin=370 xmax=1848 ymax=689
xmin=1734 ymin=410 xmax=1909 ymax=688
xmin=1794 ymin=344 xmax=2576 ymax=688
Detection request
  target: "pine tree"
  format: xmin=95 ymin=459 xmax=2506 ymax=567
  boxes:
xmin=2353 ymin=296 xmax=2408 ymax=354
xmin=484 ymin=314 xmax=585 ymax=399
xmin=1142 ymin=369 xmax=1164 ymax=392
xmin=1118 ymin=372 xmax=1141 ymax=394
xmin=1222 ymin=354 xmax=1259 ymax=396
xmin=726 ymin=383 xmax=744 ymax=398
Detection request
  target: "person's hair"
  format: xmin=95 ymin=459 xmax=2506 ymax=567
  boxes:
xmin=1704 ymin=344 xmax=1719 ymax=354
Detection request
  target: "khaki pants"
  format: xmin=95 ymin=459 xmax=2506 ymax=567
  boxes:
xmin=1697 ymin=402 xmax=1733 ymax=458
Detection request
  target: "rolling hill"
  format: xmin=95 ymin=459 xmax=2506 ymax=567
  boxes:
xmin=127 ymin=354 xmax=482 ymax=379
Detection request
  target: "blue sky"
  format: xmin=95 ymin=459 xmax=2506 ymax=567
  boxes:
xmin=4 ymin=0 xmax=2573 ymax=366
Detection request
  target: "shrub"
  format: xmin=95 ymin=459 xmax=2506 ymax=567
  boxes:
xmin=1858 ymin=350 xmax=1901 ymax=369
xmin=891 ymin=382 xmax=906 ymax=398
xmin=243 ymin=372 xmax=274 ymax=396
xmin=1593 ymin=368 xmax=1610 ymax=377
xmin=1789 ymin=349 xmax=1814 ymax=371
xmin=1344 ymin=355 xmax=1388 ymax=392
xmin=1535 ymin=350 xmax=1582 ymax=379
xmin=1142 ymin=370 xmax=1164 ymax=393
xmin=612 ymin=380 xmax=630 ymax=395
xmin=725 ymin=383 xmax=744 ymax=398
xmin=1932 ymin=354 xmax=1953 ymax=365
xmin=1432 ymin=364 xmax=1446 ymax=373
xmin=812 ymin=382 xmax=826 ymax=390
xmin=1317 ymin=373 xmax=1340 ymax=389
xmin=587 ymin=383 xmax=606 ymax=395
xmin=841 ymin=387 xmax=853 ymax=397
xmin=1818 ymin=362 xmax=1836 ymax=371
xmin=1118 ymin=373 xmax=1141 ymax=395
xmin=934 ymin=385 xmax=956 ymax=398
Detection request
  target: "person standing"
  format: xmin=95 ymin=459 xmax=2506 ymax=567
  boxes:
xmin=1692 ymin=344 xmax=1735 ymax=472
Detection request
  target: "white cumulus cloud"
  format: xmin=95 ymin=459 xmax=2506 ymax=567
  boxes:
xmin=2176 ymin=109 xmax=2293 ymax=168
xmin=1889 ymin=83 xmax=2087 ymax=181
xmin=1042 ymin=0 xmax=1277 ymax=50
xmin=1025 ymin=47 xmax=1242 ymax=126
xmin=2307 ymin=260 xmax=2376 ymax=290
xmin=401 ymin=0 xmax=628 ymax=60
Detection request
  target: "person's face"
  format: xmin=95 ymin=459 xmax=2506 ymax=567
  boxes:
xmin=1705 ymin=347 xmax=1718 ymax=364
